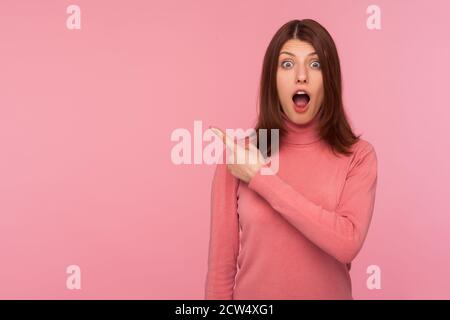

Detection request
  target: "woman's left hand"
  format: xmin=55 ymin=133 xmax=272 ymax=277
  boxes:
xmin=210 ymin=126 xmax=268 ymax=183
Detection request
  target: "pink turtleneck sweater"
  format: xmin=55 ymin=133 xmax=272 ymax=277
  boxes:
xmin=205 ymin=112 xmax=378 ymax=300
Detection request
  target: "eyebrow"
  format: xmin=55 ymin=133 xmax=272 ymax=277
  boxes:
xmin=279 ymin=51 xmax=318 ymax=58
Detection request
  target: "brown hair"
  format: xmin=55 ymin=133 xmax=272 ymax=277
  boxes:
xmin=254 ymin=19 xmax=360 ymax=157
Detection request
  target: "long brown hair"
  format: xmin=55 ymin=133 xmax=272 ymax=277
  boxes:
xmin=254 ymin=19 xmax=360 ymax=157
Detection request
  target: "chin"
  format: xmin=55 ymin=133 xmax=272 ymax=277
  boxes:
xmin=291 ymin=115 xmax=311 ymax=124
xmin=289 ymin=107 xmax=316 ymax=124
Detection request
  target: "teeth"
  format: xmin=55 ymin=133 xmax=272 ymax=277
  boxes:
xmin=296 ymin=91 xmax=307 ymax=95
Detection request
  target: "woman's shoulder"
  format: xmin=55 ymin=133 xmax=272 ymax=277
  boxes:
xmin=350 ymin=137 xmax=376 ymax=156
xmin=347 ymin=137 xmax=378 ymax=172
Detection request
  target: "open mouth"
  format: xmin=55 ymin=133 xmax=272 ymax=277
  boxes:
xmin=292 ymin=93 xmax=310 ymax=108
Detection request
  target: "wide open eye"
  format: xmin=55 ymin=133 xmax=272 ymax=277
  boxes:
xmin=311 ymin=61 xmax=321 ymax=69
xmin=281 ymin=61 xmax=293 ymax=69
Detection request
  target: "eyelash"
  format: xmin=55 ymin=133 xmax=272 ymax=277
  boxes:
xmin=280 ymin=60 xmax=321 ymax=69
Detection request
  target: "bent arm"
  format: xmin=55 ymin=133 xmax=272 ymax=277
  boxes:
xmin=247 ymin=144 xmax=378 ymax=264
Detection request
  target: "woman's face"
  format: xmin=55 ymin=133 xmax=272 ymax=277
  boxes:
xmin=276 ymin=39 xmax=324 ymax=124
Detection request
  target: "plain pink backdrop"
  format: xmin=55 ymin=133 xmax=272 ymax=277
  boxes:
xmin=0 ymin=0 xmax=449 ymax=299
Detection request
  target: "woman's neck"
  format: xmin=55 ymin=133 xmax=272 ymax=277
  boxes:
xmin=280 ymin=111 xmax=322 ymax=145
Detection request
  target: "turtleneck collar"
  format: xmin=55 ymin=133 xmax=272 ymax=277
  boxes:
xmin=280 ymin=111 xmax=322 ymax=146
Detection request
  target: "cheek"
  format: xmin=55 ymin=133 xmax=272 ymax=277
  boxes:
xmin=313 ymin=79 xmax=324 ymax=101
xmin=276 ymin=75 xmax=289 ymax=99
xmin=318 ymin=86 xmax=325 ymax=101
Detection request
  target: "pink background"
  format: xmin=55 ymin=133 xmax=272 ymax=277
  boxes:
xmin=0 ymin=0 xmax=449 ymax=299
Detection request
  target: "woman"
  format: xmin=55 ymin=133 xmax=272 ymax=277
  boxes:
xmin=205 ymin=19 xmax=378 ymax=300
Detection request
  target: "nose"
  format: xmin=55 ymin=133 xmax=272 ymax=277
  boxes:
xmin=296 ymin=66 xmax=308 ymax=83
xmin=296 ymin=73 xmax=307 ymax=84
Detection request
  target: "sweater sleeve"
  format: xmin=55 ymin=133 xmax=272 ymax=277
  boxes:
xmin=205 ymin=159 xmax=240 ymax=300
xmin=247 ymin=143 xmax=378 ymax=264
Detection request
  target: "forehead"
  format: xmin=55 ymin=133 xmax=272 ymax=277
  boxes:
xmin=279 ymin=39 xmax=317 ymax=57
